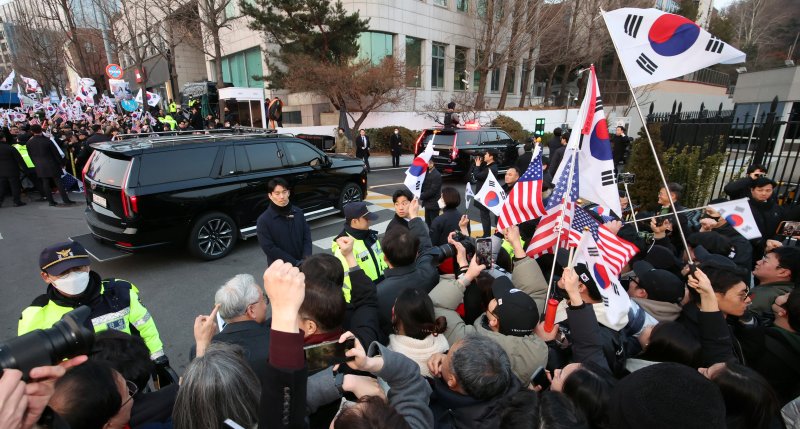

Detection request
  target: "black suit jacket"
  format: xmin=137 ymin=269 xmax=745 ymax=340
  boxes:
xmin=0 ymin=143 xmax=25 ymax=177
xmin=390 ymin=133 xmax=402 ymax=154
xmin=26 ymin=135 xmax=63 ymax=178
xmin=356 ymin=135 xmax=370 ymax=157
xmin=190 ymin=320 xmax=271 ymax=380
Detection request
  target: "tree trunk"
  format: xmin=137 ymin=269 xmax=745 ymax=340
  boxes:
xmin=213 ymin=33 xmax=224 ymax=88
xmin=497 ymin=63 xmax=510 ymax=109
xmin=543 ymin=65 xmax=557 ymax=106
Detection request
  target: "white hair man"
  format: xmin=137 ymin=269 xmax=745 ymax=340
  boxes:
xmin=191 ymin=274 xmax=270 ymax=378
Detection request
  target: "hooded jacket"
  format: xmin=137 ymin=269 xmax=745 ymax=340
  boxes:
xmin=429 ymin=256 xmax=549 ymax=383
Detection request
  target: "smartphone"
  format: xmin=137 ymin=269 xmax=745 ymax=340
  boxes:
xmin=303 ymin=338 xmax=355 ymax=372
xmin=476 ymin=237 xmax=493 ymax=267
xmin=530 ymin=366 xmax=550 ymax=390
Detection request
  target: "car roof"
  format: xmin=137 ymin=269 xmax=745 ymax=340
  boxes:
xmin=91 ymin=132 xmax=307 ymax=156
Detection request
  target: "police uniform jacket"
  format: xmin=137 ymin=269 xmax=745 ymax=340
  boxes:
xmin=19 ymin=271 xmax=165 ymax=359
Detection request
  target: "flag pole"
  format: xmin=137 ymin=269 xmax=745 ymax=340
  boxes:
xmin=543 ymin=137 xmax=581 ymax=306
xmin=601 ymin=8 xmax=694 ymax=264
xmin=622 ymin=181 xmax=639 ymax=232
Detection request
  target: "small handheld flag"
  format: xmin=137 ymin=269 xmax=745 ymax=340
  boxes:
xmin=474 ymin=170 xmax=507 ymax=216
xmin=404 ymin=140 xmax=435 ymax=198
xmin=709 ymin=198 xmax=762 ymax=240
xmin=496 ymin=145 xmax=547 ymax=231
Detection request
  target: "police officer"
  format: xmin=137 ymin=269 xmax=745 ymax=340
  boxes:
xmin=168 ymin=99 xmax=178 ymax=115
xmin=19 ymin=241 xmax=168 ymax=365
xmin=157 ymin=109 xmax=177 ymax=131
xmin=331 ymin=201 xmax=387 ymax=302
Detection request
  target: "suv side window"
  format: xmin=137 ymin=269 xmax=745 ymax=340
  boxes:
xmin=244 ymin=142 xmax=282 ymax=172
xmin=138 ymin=147 xmax=219 ymax=186
xmin=285 ymin=141 xmax=323 ymax=167
xmin=456 ymin=131 xmax=480 ymax=146
xmin=481 ymin=131 xmax=499 ymax=145
xmin=221 ymin=146 xmax=235 ymax=176
xmin=497 ymin=131 xmax=514 ymax=145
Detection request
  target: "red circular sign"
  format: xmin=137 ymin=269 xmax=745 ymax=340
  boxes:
xmin=105 ymin=64 xmax=123 ymax=79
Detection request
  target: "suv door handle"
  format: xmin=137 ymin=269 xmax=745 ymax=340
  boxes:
xmin=296 ymin=173 xmax=308 ymax=180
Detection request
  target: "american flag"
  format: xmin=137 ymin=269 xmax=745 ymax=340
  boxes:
xmin=526 ymin=152 xmax=580 ymax=258
xmin=496 ymin=146 xmax=547 ymax=231
xmin=571 ymin=205 xmax=639 ymax=276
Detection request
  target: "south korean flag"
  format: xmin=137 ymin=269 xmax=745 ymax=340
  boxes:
xmin=602 ymin=8 xmax=746 ymax=88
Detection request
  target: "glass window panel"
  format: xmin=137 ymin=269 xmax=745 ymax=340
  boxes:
xmin=405 ymin=36 xmax=422 ymax=88
xmin=457 ymin=0 xmax=468 ymax=11
xmin=224 ymin=0 xmax=236 ymax=18
xmin=245 ymin=48 xmax=262 ymax=88
xmin=433 ymin=0 xmax=447 ymax=6
xmin=431 ymin=43 xmax=445 ymax=89
xmin=506 ymin=70 xmax=515 ymax=93
xmin=454 ymin=47 xmax=467 ymax=90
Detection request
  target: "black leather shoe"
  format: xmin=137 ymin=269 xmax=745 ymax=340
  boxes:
xmin=13 ymin=202 xmax=26 ymax=207
xmin=49 ymin=201 xmax=59 ymax=207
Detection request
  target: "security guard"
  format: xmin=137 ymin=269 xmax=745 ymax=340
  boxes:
xmin=19 ymin=241 xmax=168 ymax=363
xmin=168 ymin=99 xmax=178 ymax=114
xmin=157 ymin=110 xmax=177 ymax=131
xmin=331 ymin=201 xmax=387 ymax=302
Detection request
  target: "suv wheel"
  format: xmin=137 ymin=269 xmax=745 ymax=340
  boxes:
xmin=337 ymin=183 xmax=363 ymax=210
xmin=188 ymin=212 xmax=238 ymax=260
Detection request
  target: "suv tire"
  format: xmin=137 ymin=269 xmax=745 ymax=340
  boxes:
xmin=337 ymin=183 xmax=363 ymax=210
xmin=188 ymin=212 xmax=238 ymax=260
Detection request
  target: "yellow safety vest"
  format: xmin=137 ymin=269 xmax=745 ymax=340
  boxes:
xmin=168 ymin=102 xmax=177 ymax=113
xmin=331 ymin=233 xmax=387 ymax=302
xmin=12 ymin=144 xmax=34 ymax=168
xmin=159 ymin=115 xmax=177 ymax=130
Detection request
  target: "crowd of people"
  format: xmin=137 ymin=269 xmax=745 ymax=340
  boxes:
xmin=2 ymin=113 xmax=800 ymax=429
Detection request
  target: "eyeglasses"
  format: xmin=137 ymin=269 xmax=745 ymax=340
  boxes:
xmin=121 ymin=380 xmax=138 ymax=408
xmin=249 ymin=293 xmax=269 ymax=308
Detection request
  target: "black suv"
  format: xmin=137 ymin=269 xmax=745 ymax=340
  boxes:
xmin=414 ymin=127 xmax=520 ymax=178
xmin=82 ymin=131 xmax=367 ymax=260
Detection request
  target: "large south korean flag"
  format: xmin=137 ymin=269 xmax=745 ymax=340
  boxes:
xmin=603 ymin=8 xmax=746 ymax=88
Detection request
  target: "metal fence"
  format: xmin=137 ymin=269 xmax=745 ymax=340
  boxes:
xmin=647 ymin=97 xmax=800 ymax=206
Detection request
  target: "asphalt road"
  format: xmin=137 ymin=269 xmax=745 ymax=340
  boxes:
xmin=0 ymin=167 xmax=479 ymax=372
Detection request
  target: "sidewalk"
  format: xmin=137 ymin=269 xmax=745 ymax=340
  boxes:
xmin=367 ymin=154 xmax=415 ymax=169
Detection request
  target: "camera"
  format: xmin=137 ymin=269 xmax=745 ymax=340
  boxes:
xmin=617 ymin=172 xmax=635 ymax=184
xmin=434 ymin=230 xmax=476 ymax=262
xmin=0 ymin=306 xmax=94 ymax=379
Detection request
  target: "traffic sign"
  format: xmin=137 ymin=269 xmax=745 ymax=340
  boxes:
xmin=105 ymin=64 xmax=124 ymax=80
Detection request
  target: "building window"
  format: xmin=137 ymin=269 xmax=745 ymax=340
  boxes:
xmin=221 ymin=47 xmax=262 ymax=88
xmin=490 ymin=54 xmax=501 ymax=92
xmin=477 ymin=0 xmax=487 ymax=17
xmin=520 ymin=68 xmax=529 ymax=94
xmin=357 ymin=32 xmax=393 ymax=65
xmin=433 ymin=0 xmax=447 ymax=6
xmin=405 ymin=36 xmax=422 ymax=88
xmin=431 ymin=43 xmax=446 ymax=89
xmin=224 ymin=0 xmax=236 ymax=19
xmin=454 ymin=46 xmax=468 ymax=90
xmin=457 ymin=0 xmax=468 ymax=12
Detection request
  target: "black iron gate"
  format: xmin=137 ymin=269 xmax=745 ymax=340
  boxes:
xmin=647 ymin=97 xmax=800 ymax=205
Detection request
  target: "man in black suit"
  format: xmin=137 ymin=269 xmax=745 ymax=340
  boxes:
xmin=390 ymin=128 xmax=402 ymax=167
xmin=420 ymin=158 xmax=442 ymax=226
xmin=355 ymin=129 xmax=371 ymax=173
xmin=192 ymin=273 xmax=270 ymax=379
xmin=25 ymin=124 xmax=74 ymax=206
xmin=0 ymin=135 xmax=26 ymax=207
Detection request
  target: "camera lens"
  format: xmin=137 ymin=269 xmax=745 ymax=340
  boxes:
xmin=0 ymin=306 xmax=94 ymax=378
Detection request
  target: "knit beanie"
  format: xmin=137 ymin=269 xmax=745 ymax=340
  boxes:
xmin=610 ymin=362 xmax=726 ymax=429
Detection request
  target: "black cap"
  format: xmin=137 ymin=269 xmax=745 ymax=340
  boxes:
xmin=343 ymin=201 xmax=378 ymax=221
xmin=645 ymin=245 xmax=683 ymax=272
xmin=751 ymin=176 xmax=777 ymax=188
xmin=491 ymin=277 xmax=539 ymax=336
xmin=632 ymin=261 xmax=685 ymax=304
xmin=39 ymin=241 xmax=91 ymax=275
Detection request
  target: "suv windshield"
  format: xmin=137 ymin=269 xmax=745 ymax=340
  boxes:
xmin=86 ymin=152 xmax=130 ymax=186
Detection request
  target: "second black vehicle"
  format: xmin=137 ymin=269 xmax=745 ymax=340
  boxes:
xmin=414 ymin=125 xmax=520 ymax=179
xmin=82 ymin=131 xmax=367 ymax=260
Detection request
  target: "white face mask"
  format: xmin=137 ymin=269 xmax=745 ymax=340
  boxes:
xmin=52 ymin=270 xmax=90 ymax=295
xmin=438 ymin=197 xmax=446 ymax=209
xmin=394 ymin=130 xmax=399 ymax=134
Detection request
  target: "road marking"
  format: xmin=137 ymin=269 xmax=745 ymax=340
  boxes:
xmin=369 ymin=182 xmax=405 ymax=189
